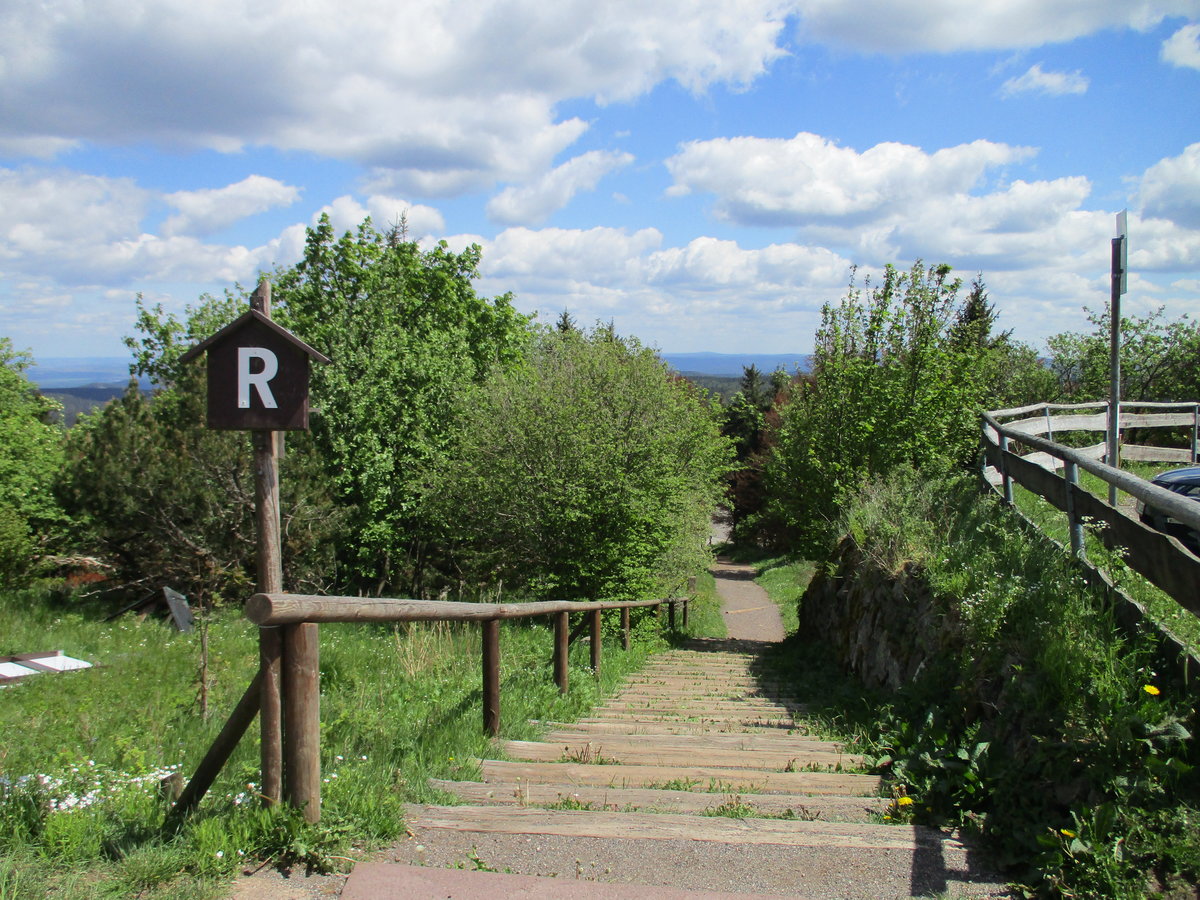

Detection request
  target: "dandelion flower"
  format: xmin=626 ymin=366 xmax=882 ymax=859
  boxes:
xmin=1143 ymin=685 xmax=1161 ymax=696
xmin=1060 ymin=828 xmax=1076 ymax=838
xmin=896 ymin=797 xmax=914 ymax=807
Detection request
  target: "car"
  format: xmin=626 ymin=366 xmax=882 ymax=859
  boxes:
xmin=1136 ymin=466 xmax=1200 ymax=553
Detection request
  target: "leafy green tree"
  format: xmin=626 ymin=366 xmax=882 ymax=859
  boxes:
xmin=756 ymin=262 xmax=998 ymax=554
xmin=427 ymin=325 xmax=733 ymax=602
xmin=0 ymin=338 xmax=64 ymax=584
xmin=273 ymin=216 xmax=529 ymax=594
xmin=1047 ymin=306 xmax=1200 ymax=403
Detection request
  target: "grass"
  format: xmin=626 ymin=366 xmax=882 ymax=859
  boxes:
xmin=752 ymin=558 xmax=815 ymax=636
xmin=0 ymin=585 xmax=698 ymax=898
xmin=833 ymin=467 xmax=1200 ymax=897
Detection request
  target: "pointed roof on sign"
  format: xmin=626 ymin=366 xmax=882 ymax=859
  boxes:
xmin=179 ymin=308 xmax=331 ymax=365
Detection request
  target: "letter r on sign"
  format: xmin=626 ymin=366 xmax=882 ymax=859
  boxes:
xmin=238 ymin=347 xmax=279 ymax=409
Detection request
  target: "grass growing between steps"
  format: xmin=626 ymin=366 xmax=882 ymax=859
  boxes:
xmin=0 ymin=588 xmax=686 ymax=899
xmin=820 ymin=467 xmax=1200 ymax=899
xmin=674 ymin=570 xmax=727 ymax=640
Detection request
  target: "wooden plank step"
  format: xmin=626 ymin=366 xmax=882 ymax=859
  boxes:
xmin=406 ymin=804 xmax=957 ymax=852
xmin=580 ymin=714 xmax=798 ymax=729
xmin=539 ymin=729 xmax=847 ymax=753
xmin=479 ymin=760 xmax=881 ymax=795
xmin=597 ymin=699 xmax=805 ymax=711
xmin=502 ymin=740 xmax=860 ymax=771
xmin=550 ymin=718 xmax=802 ymax=734
xmin=428 ymin=779 xmax=889 ymax=822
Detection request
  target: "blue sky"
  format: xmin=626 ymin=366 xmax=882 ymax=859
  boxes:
xmin=2 ymin=1 xmax=1199 ymax=361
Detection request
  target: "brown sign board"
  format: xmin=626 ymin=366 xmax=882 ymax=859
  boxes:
xmin=180 ymin=309 xmax=330 ymax=431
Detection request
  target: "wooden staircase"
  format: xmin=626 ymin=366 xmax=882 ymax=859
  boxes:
xmin=369 ymin=641 xmax=1005 ymax=898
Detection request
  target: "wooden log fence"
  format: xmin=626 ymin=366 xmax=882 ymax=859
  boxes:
xmin=169 ymin=591 xmax=692 ymax=825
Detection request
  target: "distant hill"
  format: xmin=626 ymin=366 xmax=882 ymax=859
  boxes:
xmin=27 ymin=357 xmax=137 ymax=389
xmin=42 ymin=383 xmax=130 ymax=426
xmin=660 ymin=352 xmax=811 ymax=377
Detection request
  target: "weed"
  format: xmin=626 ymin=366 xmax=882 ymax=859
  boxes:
xmin=652 ymin=778 xmax=700 ymax=791
xmin=703 ymin=795 xmax=755 ymax=819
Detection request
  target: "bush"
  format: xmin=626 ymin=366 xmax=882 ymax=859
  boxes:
xmin=427 ymin=324 xmax=733 ymax=602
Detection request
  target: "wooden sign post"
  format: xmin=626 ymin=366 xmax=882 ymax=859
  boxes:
xmin=180 ymin=281 xmax=329 ymax=822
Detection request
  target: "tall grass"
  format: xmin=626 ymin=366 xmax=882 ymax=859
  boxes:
xmin=0 ymin=589 xmax=680 ymax=898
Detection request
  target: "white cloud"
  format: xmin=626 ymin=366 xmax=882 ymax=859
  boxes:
xmin=666 ymin=133 xmax=1036 ymax=226
xmin=0 ymin=167 xmax=282 ymax=288
xmin=791 ymin=0 xmax=1197 ymax=53
xmin=316 ymin=195 xmax=446 ymax=239
xmin=1162 ymin=23 xmax=1200 ymax=69
xmin=487 ymin=151 xmax=635 ymax=225
xmin=163 ymin=175 xmax=301 ymax=236
xmin=999 ymin=63 xmax=1090 ymax=97
xmin=1137 ymin=143 xmax=1200 ymax=230
xmin=0 ymin=0 xmax=792 ymax=194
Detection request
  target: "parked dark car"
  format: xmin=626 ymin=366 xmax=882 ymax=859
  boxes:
xmin=1136 ymin=466 xmax=1200 ymax=553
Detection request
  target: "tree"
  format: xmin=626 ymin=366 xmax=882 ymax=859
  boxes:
xmin=1047 ymin=306 xmax=1200 ymax=403
xmin=755 ymin=262 xmax=998 ymax=553
xmin=426 ymin=325 xmax=733 ymax=602
xmin=0 ymin=338 xmax=64 ymax=584
xmin=273 ymin=216 xmax=530 ymax=594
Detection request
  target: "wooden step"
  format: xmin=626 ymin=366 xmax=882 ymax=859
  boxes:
xmin=502 ymin=740 xmax=861 ymax=771
xmin=479 ymin=759 xmax=881 ymax=795
xmin=429 ymin=779 xmax=888 ymax=822
xmin=405 ymin=804 xmax=957 ymax=852
xmin=576 ymin=720 xmax=801 ymax=734
xmin=539 ymin=728 xmax=847 ymax=754
xmin=595 ymin=700 xmax=806 ymax=713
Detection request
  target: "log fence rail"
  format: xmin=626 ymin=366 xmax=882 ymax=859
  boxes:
xmin=170 ymin=589 xmax=692 ymax=827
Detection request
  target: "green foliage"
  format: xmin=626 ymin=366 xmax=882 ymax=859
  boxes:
xmin=832 ymin=469 xmax=1200 ymax=897
xmin=755 ymin=263 xmax=998 ymax=554
xmin=427 ymin=325 xmax=733 ymax=602
xmin=59 ymin=294 xmax=344 ymax=603
xmin=1047 ymin=305 xmax=1200 ymax=403
xmin=0 ymin=338 xmax=65 ymax=586
xmin=275 ymin=216 xmax=529 ymax=594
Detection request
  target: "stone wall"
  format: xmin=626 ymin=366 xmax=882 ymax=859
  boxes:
xmin=798 ymin=536 xmax=965 ymax=691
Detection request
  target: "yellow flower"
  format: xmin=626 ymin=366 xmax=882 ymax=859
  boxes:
xmin=1143 ymin=685 xmax=1161 ymax=696
xmin=1060 ymin=828 xmax=1076 ymax=838
xmin=896 ymin=796 xmax=914 ymax=807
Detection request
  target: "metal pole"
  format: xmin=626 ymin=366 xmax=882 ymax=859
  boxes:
xmin=999 ymin=434 xmax=1014 ymax=505
xmin=1192 ymin=404 xmax=1198 ymax=464
xmin=1107 ymin=213 xmax=1127 ymax=506
xmin=1065 ymin=461 xmax=1085 ymax=558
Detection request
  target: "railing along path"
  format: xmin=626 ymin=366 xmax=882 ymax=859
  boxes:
xmin=169 ymin=590 xmax=691 ymax=827
xmin=980 ymin=400 xmax=1200 ymax=650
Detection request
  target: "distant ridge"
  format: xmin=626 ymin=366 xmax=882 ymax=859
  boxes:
xmin=660 ymin=352 xmax=811 ymax=377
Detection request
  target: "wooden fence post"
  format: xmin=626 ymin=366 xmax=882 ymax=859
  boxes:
xmin=282 ymin=622 xmax=320 ymax=823
xmin=553 ymin=612 xmax=568 ymax=694
xmin=589 ymin=609 xmax=602 ymax=674
xmin=483 ymin=619 xmax=501 ymax=735
xmin=621 ymin=607 xmax=630 ymax=651
xmin=668 ymin=600 xmax=676 ymax=630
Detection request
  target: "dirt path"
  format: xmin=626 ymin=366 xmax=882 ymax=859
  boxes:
xmin=710 ymin=559 xmax=785 ymax=644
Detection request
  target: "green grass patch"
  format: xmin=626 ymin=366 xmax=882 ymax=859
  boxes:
xmin=752 ymin=558 xmax=815 ymax=637
xmin=0 ymin=588 xmax=683 ymax=897
xmin=675 ymin=570 xmax=726 ymax=640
